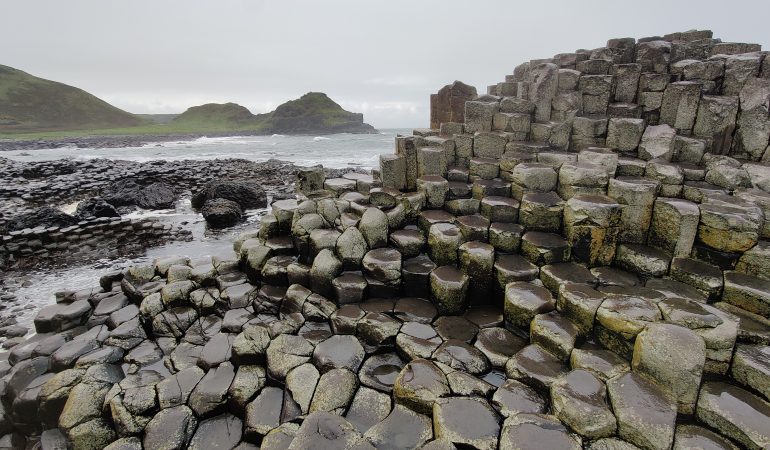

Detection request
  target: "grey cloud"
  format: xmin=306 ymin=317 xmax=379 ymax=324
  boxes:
xmin=2 ymin=0 xmax=769 ymax=128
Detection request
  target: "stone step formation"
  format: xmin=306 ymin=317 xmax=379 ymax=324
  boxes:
xmin=2 ymin=28 xmax=770 ymax=450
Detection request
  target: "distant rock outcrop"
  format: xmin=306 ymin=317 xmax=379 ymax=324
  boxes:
xmin=262 ymin=92 xmax=377 ymax=134
xmin=171 ymin=92 xmax=377 ymax=135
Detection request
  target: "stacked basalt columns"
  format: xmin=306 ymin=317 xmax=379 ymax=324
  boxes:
xmin=0 ymin=217 xmax=192 ymax=269
xmin=354 ymin=28 xmax=769 ymax=448
xmin=2 ymin=29 xmax=770 ymax=450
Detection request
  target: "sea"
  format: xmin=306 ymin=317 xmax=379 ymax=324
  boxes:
xmin=4 ymin=129 xmax=412 ymax=168
xmin=3 ymin=129 xmax=411 ymax=330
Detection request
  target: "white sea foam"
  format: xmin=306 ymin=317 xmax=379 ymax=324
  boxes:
xmin=5 ymin=129 xmax=410 ymax=169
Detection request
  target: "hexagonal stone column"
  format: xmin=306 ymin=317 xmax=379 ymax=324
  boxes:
xmin=417 ymin=176 xmax=449 ymax=209
xmin=458 ymin=241 xmax=495 ymax=301
xmin=632 ymin=323 xmax=706 ymax=415
xmin=388 ymin=229 xmax=425 ymax=259
xmin=393 ymin=358 xmax=450 ymax=414
xmin=607 ymin=177 xmax=659 ymax=244
xmin=472 ymin=179 xmax=511 ymax=200
xmin=271 ymin=199 xmax=298 ymax=233
xmin=456 ymin=214 xmax=490 ymax=242
xmin=428 ymin=223 xmax=465 ymax=266
xmin=469 ymin=157 xmax=500 ymax=180
xmin=606 ymin=372 xmax=677 ymax=450
xmin=596 ymin=293 xmax=662 ymax=359
xmin=480 ymin=196 xmax=519 ymax=223
xmin=495 ymin=254 xmax=539 ymax=290
xmin=430 ymin=265 xmax=470 ymax=315
xmin=638 ymin=124 xmax=676 ymax=161
xmin=433 ymin=397 xmax=500 ymax=449
xmin=606 ymin=118 xmax=645 ymax=153
xmin=379 ymin=154 xmax=407 ymax=191
xmin=558 ymin=163 xmax=609 ymax=199
xmin=698 ymin=201 xmax=762 ymax=254
xmin=500 ymin=414 xmax=582 ymax=450
xmin=465 ymin=100 xmax=499 ymax=133
xmin=530 ymin=311 xmax=579 ymax=361
xmin=518 ymin=192 xmax=564 ymax=233
xmin=417 ymin=148 xmax=447 ymax=178
xmin=401 ymin=255 xmax=436 ymax=299
xmin=324 ymin=178 xmax=357 ymax=196
xmin=660 ymin=81 xmax=701 ymax=132
xmin=504 ymin=282 xmax=555 ymax=329
xmin=557 ymin=283 xmax=605 ymax=335
xmin=362 ymin=248 xmax=402 ymax=298
xmin=694 ymin=95 xmax=739 ymax=154
xmin=722 ymin=271 xmax=770 ymax=317
xmin=563 ymin=194 xmax=622 ymax=267
xmin=520 ymin=231 xmax=570 ymax=266
xmin=358 ymin=207 xmax=388 ymax=250
xmin=551 ymin=369 xmax=617 ymax=439
xmin=615 ymin=243 xmax=671 ymax=279
xmin=296 ymin=166 xmax=325 ymax=195
xmin=648 ymin=198 xmax=700 ymax=258
xmin=489 ymin=223 xmax=524 ymax=253
xmin=335 ymin=227 xmax=368 ymax=270
xmin=510 ymin=163 xmax=558 ymax=200
xmin=310 ymin=250 xmax=342 ymax=298
xmin=696 ymin=382 xmax=770 ymax=450
xmin=332 ymin=273 xmax=367 ymax=305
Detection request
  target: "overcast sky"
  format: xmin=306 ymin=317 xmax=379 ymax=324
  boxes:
xmin=3 ymin=0 xmax=770 ymax=128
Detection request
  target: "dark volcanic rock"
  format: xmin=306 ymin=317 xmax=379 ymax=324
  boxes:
xmin=192 ymin=180 xmax=267 ymax=210
xmin=201 ymin=199 xmax=243 ymax=229
xmin=7 ymin=206 xmax=78 ymax=231
xmin=102 ymin=178 xmax=176 ymax=210
xmin=75 ymin=197 xmax=120 ymax=220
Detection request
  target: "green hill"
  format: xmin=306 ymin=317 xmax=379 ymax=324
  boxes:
xmin=172 ymin=102 xmax=254 ymax=129
xmin=0 ymin=64 xmax=144 ymax=132
xmin=170 ymin=93 xmax=376 ymax=134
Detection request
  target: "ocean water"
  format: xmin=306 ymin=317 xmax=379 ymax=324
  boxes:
xmin=3 ymin=129 xmax=412 ymax=168
xmin=3 ymin=129 xmax=411 ymax=330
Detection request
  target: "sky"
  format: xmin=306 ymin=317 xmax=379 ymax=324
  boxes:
xmin=2 ymin=0 xmax=770 ymax=129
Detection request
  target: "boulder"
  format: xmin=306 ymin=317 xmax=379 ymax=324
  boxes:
xmin=102 ymin=178 xmax=176 ymax=209
xmin=191 ymin=180 xmax=267 ymax=210
xmin=201 ymin=198 xmax=243 ymax=228
xmin=75 ymin=197 xmax=120 ymax=220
